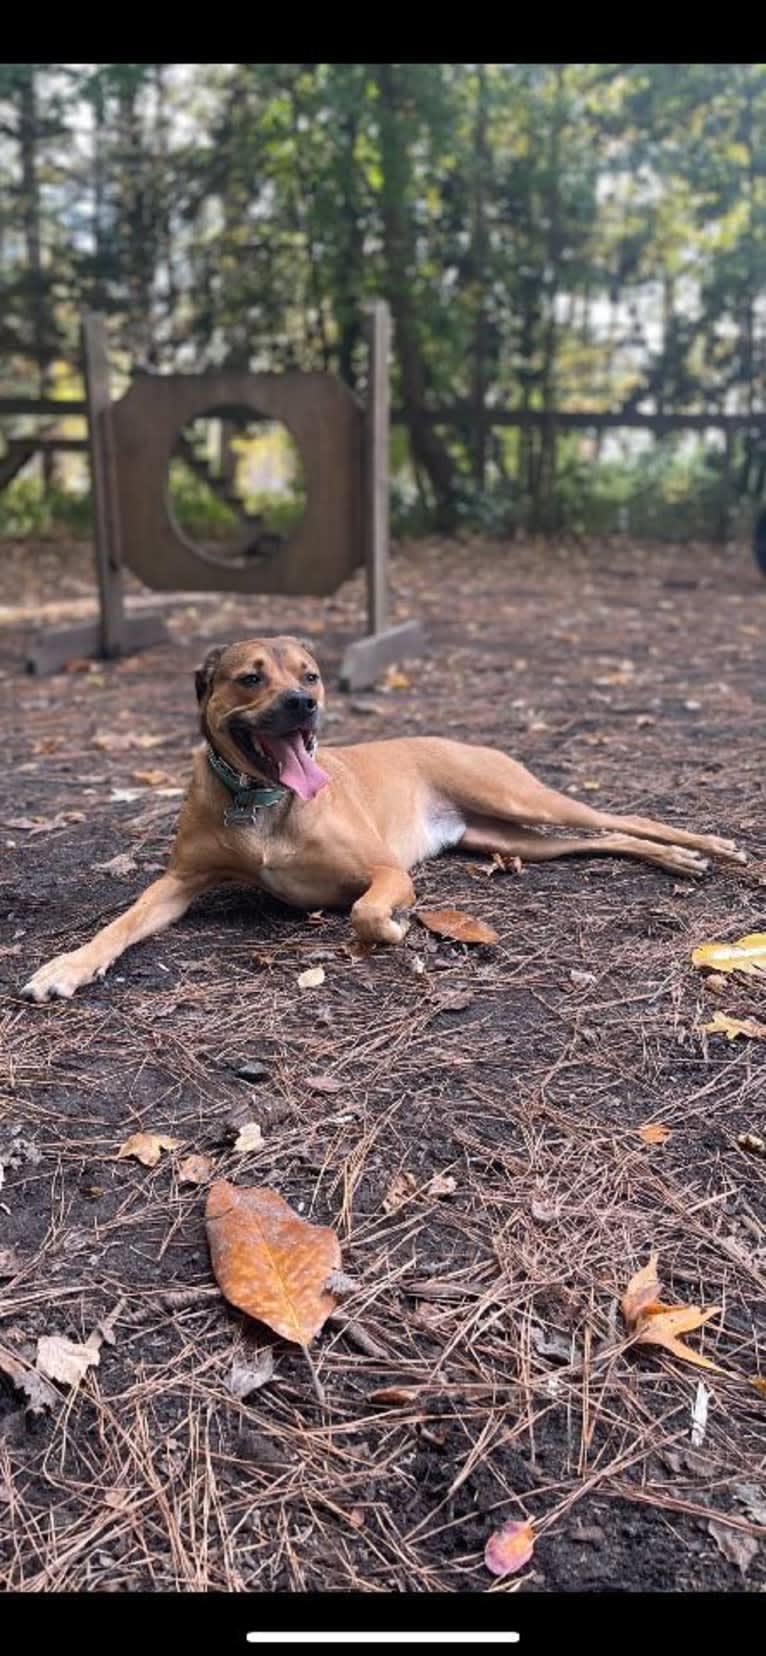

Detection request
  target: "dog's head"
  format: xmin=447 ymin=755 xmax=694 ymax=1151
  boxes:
xmin=195 ymin=636 xmax=329 ymax=802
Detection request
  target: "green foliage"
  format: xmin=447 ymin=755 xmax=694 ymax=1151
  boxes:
xmin=0 ymin=477 xmax=91 ymax=538
xmin=3 ymin=63 xmax=766 ymax=541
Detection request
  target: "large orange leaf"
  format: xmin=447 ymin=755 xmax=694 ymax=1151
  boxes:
xmin=622 ymin=1254 xmax=722 ymax=1372
xmin=418 ymin=908 xmax=499 ymax=945
xmin=205 ymin=1181 xmax=340 ymax=1347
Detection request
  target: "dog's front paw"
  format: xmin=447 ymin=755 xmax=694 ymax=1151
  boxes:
xmin=21 ymin=951 xmax=98 ymax=1004
xmin=350 ymin=904 xmax=405 ymax=946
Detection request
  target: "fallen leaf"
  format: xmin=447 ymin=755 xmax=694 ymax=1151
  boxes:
xmin=570 ymin=968 xmax=596 ymax=989
xmin=132 ymin=768 xmax=175 ymax=787
xmin=297 ymin=965 xmax=325 ymax=989
xmin=704 ymin=973 xmax=729 ymax=994
xmin=752 ymin=1377 xmax=766 ymax=1398
xmin=704 ymin=1012 xmax=766 ymax=1041
xmin=732 ymin=1482 xmax=766 ymax=1526
xmin=417 ymin=908 xmax=499 ymax=946
xmin=0 ymin=811 xmax=85 ymax=835
xmin=36 ymin=1333 xmax=101 ymax=1390
xmin=622 ymin=1254 xmax=722 ymax=1372
xmin=94 ymin=852 xmax=138 ymax=878
xmin=306 ymin=1075 xmax=343 ymax=1095
xmin=226 ymin=1348 xmax=275 ymax=1398
xmin=0 ymin=1248 xmax=23 ymax=1277
xmin=484 ymin=1517 xmax=535 ymax=1578
xmin=205 ymin=1181 xmax=341 ymax=1346
xmin=92 ymin=729 xmax=166 ymax=752
xmin=707 ymin=1519 xmax=758 ymax=1576
xmin=116 ymin=1132 xmax=181 ymax=1168
xmin=692 ymin=932 xmax=766 ymax=977
xmin=583 ymin=779 xmax=601 ymax=791
xmin=381 ymin=666 xmax=411 ymax=690
xmin=178 ymin=1154 xmax=213 ymax=1186
xmin=0 ymin=1345 xmax=58 ymax=1413
xmin=426 ymin=1172 xmax=457 ymax=1198
xmin=383 ymin=1170 xmax=417 ymax=1212
xmin=234 ymin=1122 xmax=264 ymax=1153
xmin=638 ymin=1123 xmax=671 ymax=1145
xmin=369 ymin=1385 xmax=423 ymax=1406
xmin=488 ymin=853 xmax=523 ymax=876
xmin=434 ymin=991 xmax=474 ymax=1013
xmin=738 ymin=1132 xmax=765 ymax=1157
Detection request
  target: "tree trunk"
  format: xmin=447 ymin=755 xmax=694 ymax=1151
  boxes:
xmin=468 ymin=65 xmax=491 ymax=490
xmin=18 ymin=69 xmax=54 ymax=486
xmin=373 ymin=63 xmax=458 ymax=530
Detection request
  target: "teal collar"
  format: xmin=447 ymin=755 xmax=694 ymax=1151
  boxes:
xmin=206 ymin=743 xmax=288 ymax=826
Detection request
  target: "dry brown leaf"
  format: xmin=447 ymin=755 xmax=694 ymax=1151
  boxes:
xmin=0 ymin=1344 xmax=58 ymax=1413
xmin=234 ymin=1122 xmax=264 ymax=1153
xmin=622 ymin=1254 xmax=723 ymax=1372
xmin=36 ymin=1333 xmax=101 ymax=1390
xmin=383 ymin=1170 xmax=417 ymax=1213
xmin=178 ymin=1153 xmax=213 ymax=1186
xmin=226 ymin=1348 xmax=275 ymax=1398
xmin=94 ymin=852 xmax=138 ymax=878
xmin=738 ymin=1132 xmax=766 ymax=1157
xmin=132 ymin=767 xmax=175 ymax=787
xmin=205 ymin=1181 xmax=340 ymax=1347
xmin=92 ymin=729 xmax=165 ymax=752
xmin=369 ymin=1385 xmax=423 ymax=1406
xmin=704 ymin=1011 xmax=766 ymax=1041
xmin=707 ymin=1520 xmax=758 ymax=1576
xmin=297 ymin=965 xmax=325 ymax=989
xmin=692 ymin=932 xmax=766 ymax=977
xmin=426 ymin=1172 xmax=457 ymax=1198
xmin=116 ymin=1132 xmax=181 ymax=1168
xmin=638 ymin=1123 xmax=672 ymax=1145
xmin=484 ymin=1517 xmax=535 ymax=1577
xmin=1 ymin=810 xmax=85 ymax=835
xmin=751 ymin=1377 xmax=766 ymax=1398
xmin=417 ymin=908 xmax=499 ymax=946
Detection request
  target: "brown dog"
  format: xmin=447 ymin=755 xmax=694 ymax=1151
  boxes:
xmin=21 ymin=635 xmax=746 ymax=1002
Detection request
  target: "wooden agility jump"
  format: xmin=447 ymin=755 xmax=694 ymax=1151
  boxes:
xmin=23 ymin=301 xmax=424 ymax=689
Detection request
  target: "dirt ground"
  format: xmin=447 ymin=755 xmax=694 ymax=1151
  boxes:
xmin=0 ymin=534 xmax=765 ymax=1594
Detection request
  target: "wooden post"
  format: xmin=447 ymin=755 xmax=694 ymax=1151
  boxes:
xmin=365 ymin=299 xmax=390 ymax=635
xmin=339 ymin=299 xmax=425 ymax=690
xmin=26 ymin=314 xmax=169 ymax=673
xmin=82 ymin=312 xmax=125 ymax=656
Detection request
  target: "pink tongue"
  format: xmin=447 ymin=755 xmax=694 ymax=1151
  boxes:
xmin=265 ymin=733 xmax=329 ymax=802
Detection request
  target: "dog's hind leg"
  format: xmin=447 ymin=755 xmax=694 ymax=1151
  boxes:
xmin=459 ymin=821 xmax=711 ymax=877
xmin=21 ymin=871 xmax=213 ymax=1003
xmin=350 ymin=865 xmax=416 ymax=945
xmin=438 ymin=744 xmax=745 ymax=865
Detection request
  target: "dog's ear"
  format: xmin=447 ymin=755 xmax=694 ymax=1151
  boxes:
xmin=194 ymin=646 xmax=223 ymax=704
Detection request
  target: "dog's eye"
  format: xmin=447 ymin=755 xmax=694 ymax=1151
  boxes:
xmin=238 ymin=672 xmax=263 ymax=688
xmin=304 ymin=671 xmax=320 ymax=684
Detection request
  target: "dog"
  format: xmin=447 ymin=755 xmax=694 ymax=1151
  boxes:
xmin=21 ymin=635 xmax=746 ymax=1002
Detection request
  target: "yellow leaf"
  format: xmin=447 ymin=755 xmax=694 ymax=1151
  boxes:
xmin=691 ymin=932 xmax=766 ymax=977
xmin=485 ymin=1517 xmax=535 ymax=1577
xmin=205 ymin=1181 xmax=340 ymax=1347
xmin=704 ymin=1012 xmax=766 ymax=1041
xmin=621 ymin=1254 xmax=667 ymax=1324
xmin=638 ymin=1123 xmax=671 ymax=1145
xmin=622 ymin=1255 xmax=723 ymax=1371
xmin=417 ymin=908 xmax=499 ymax=945
xmin=634 ymin=1305 xmax=723 ymax=1372
xmin=382 ymin=666 xmax=412 ymax=690
xmin=116 ymin=1132 xmax=181 ymax=1168
xmin=132 ymin=768 xmax=175 ymax=787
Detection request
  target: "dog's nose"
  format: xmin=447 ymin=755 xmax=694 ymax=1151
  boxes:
xmin=282 ymin=691 xmax=317 ymax=719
